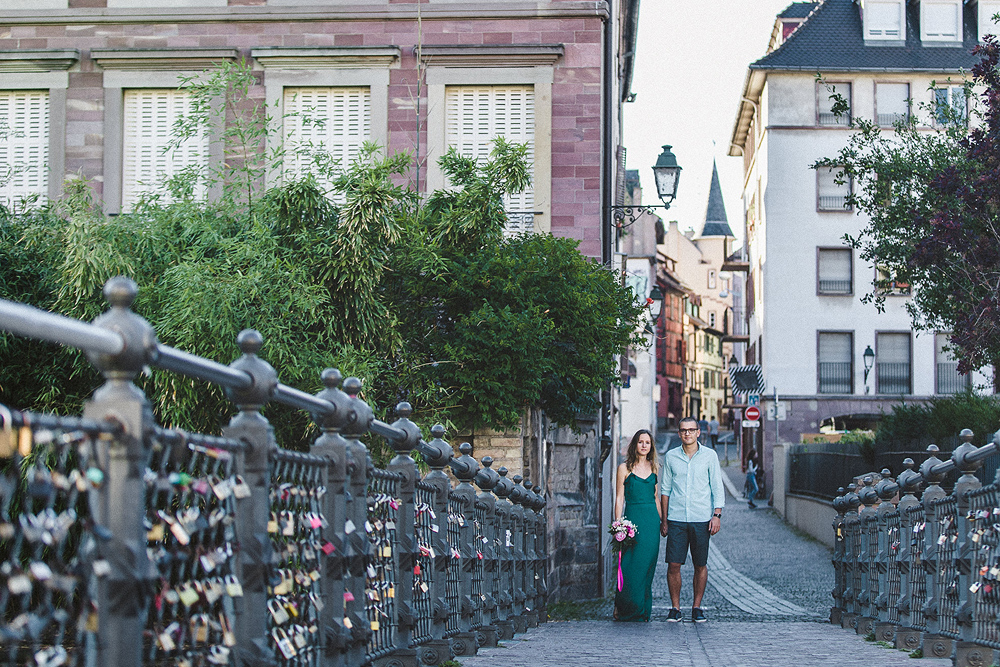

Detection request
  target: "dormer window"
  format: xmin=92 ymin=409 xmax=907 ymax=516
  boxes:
xmin=864 ymin=0 xmax=905 ymax=41
xmin=921 ymin=0 xmax=962 ymax=42
xmin=979 ymin=0 xmax=1000 ymax=41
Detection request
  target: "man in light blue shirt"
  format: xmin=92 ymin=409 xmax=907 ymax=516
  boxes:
xmin=658 ymin=416 xmax=725 ymax=623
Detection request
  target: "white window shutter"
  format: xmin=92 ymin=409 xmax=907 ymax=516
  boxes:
xmin=446 ymin=85 xmax=535 ymax=236
xmin=122 ymin=89 xmax=208 ymax=209
xmin=0 ymin=90 xmax=49 ymax=209
xmin=283 ymin=87 xmax=370 ymax=200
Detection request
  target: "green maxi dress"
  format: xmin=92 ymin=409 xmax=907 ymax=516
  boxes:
xmin=614 ymin=472 xmax=659 ymax=621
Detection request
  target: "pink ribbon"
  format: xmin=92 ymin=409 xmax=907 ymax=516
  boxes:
xmin=617 ymin=551 xmax=623 ymax=592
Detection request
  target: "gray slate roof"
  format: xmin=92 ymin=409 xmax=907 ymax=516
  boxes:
xmin=753 ymin=0 xmax=979 ymax=72
xmin=700 ymin=160 xmax=734 ymax=238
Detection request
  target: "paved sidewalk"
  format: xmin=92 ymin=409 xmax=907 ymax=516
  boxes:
xmin=458 ymin=459 xmax=949 ymax=666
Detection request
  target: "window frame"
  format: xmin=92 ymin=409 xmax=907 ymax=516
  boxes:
xmin=933 ymin=85 xmax=968 ymax=127
xmin=816 ymin=165 xmax=853 ymax=212
xmin=816 ymin=246 xmax=854 ymax=296
xmin=875 ymin=264 xmax=911 ymax=296
xmin=875 ymin=330 xmax=913 ymax=395
xmin=864 ymin=0 xmax=906 ymax=41
xmin=875 ymin=81 xmax=911 ymax=127
xmin=817 ymin=330 xmax=855 ymax=395
xmin=921 ymin=0 xmax=963 ymax=43
xmin=816 ymin=81 xmax=852 ymax=126
xmin=979 ymin=0 xmax=1000 ymax=41
xmin=935 ymin=331 xmax=971 ymax=394
xmin=424 ymin=52 xmax=555 ymax=236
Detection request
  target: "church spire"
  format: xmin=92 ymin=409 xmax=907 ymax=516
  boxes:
xmin=700 ymin=160 xmax=734 ymax=238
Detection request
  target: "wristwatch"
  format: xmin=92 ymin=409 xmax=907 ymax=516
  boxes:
xmin=713 ymin=512 xmax=722 ymax=519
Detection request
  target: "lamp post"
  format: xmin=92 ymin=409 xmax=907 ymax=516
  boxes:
xmin=863 ymin=345 xmax=875 ymax=394
xmin=611 ymin=145 xmax=683 ymax=229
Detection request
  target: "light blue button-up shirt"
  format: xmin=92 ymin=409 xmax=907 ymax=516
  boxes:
xmin=660 ymin=444 xmax=725 ymax=523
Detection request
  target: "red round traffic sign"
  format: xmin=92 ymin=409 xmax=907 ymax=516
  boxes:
xmin=744 ymin=406 xmax=760 ymax=421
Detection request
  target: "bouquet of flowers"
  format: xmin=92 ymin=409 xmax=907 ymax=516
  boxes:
xmin=608 ymin=518 xmax=638 ymax=553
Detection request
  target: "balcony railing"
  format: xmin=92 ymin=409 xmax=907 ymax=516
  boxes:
xmin=818 ymin=195 xmax=850 ymax=211
xmin=936 ymin=362 xmax=971 ymax=394
xmin=818 ymin=112 xmax=849 ymax=126
xmin=819 ymin=361 xmax=852 ymax=394
xmin=818 ymin=279 xmax=852 ymax=295
xmin=877 ymin=362 xmax=911 ymax=394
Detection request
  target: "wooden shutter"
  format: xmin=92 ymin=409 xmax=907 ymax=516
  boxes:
xmin=283 ymin=87 xmax=370 ymax=199
xmin=122 ymin=89 xmax=208 ymax=209
xmin=0 ymin=91 xmax=49 ymax=208
xmin=445 ymin=85 xmax=535 ymax=235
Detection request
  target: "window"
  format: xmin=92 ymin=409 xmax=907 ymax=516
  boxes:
xmin=817 ymin=167 xmax=851 ymax=210
xmin=876 ymin=265 xmax=911 ymax=295
xmin=876 ymin=332 xmax=912 ymax=394
xmin=0 ymin=91 xmax=48 ymax=209
xmin=708 ymin=269 xmax=717 ymax=289
xmin=934 ymin=86 xmax=968 ymax=126
xmin=282 ymin=87 xmax=371 ymax=199
xmin=446 ymin=85 xmax=535 ymax=236
xmin=876 ymin=83 xmax=910 ymax=126
xmin=865 ymin=0 xmax=905 ymax=40
xmin=122 ymin=89 xmax=209 ymax=209
xmin=979 ymin=1 xmax=1000 ymax=40
xmin=922 ymin=0 xmax=962 ymax=42
xmin=935 ymin=333 xmax=970 ymax=394
xmin=818 ymin=332 xmax=853 ymax=394
xmin=817 ymin=82 xmax=851 ymax=126
xmin=817 ymin=248 xmax=853 ymax=295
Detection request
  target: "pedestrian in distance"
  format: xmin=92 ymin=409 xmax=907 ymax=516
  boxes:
xmin=745 ymin=447 xmax=759 ymax=509
xmin=659 ymin=416 xmax=725 ymax=623
xmin=613 ymin=429 xmax=662 ymax=622
xmin=708 ymin=416 xmax=719 ymax=448
xmin=698 ymin=415 xmax=709 ymax=438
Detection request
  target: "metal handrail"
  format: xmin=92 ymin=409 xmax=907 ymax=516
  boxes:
xmin=0 ymin=299 xmax=124 ymax=355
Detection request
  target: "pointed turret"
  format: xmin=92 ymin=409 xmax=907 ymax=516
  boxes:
xmin=699 ymin=160 xmax=735 ymax=238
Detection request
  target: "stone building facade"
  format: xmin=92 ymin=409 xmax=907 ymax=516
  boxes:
xmin=2 ymin=0 xmax=643 ymax=603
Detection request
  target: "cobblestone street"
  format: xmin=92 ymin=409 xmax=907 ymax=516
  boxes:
xmin=459 ymin=461 xmax=950 ymax=667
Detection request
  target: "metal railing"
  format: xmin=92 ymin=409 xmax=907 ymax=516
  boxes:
xmin=876 ymin=362 xmax=911 ymax=395
xmin=818 ymin=362 xmax=852 ymax=394
xmin=0 ymin=277 xmax=547 ymax=667
xmin=827 ymin=429 xmax=1000 ymax=666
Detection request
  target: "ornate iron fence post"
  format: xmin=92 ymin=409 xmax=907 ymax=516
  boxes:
xmin=446 ymin=443 xmax=480 ymax=657
xmin=341 ymin=377 xmax=373 ymax=666
xmin=310 ymin=369 xmax=355 ymax=667
xmin=840 ymin=483 xmax=862 ymax=630
xmin=951 ymin=429 xmax=988 ymax=667
xmin=857 ymin=474 xmax=881 ymax=636
xmin=831 ymin=487 xmax=848 ymax=626
xmin=873 ymin=470 xmax=901 ymax=644
xmin=81 ymin=277 xmax=158 ymax=667
xmin=472 ymin=457 xmax=500 ymax=648
xmin=508 ymin=475 xmax=528 ymax=635
xmin=382 ymin=403 xmax=421 ymax=667
xmin=416 ymin=424 xmax=454 ymax=666
xmin=532 ymin=484 xmax=548 ymax=623
xmin=221 ymin=329 xmax=279 ymax=665
xmin=919 ymin=444 xmax=953 ymax=660
xmin=894 ymin=458 xmax=925 ymax=652
xmin=492 ymin=467 xmax=516 ymax=640
xmin=519 ymin=479 xmax=539 ymax=629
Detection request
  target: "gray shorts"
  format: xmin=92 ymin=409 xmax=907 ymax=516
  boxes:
xmin=665 ymin=520 xmax=710 ymax=567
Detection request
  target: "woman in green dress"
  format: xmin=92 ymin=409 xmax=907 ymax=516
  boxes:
xmin=613 ymin=429 xmax=661 ymax=621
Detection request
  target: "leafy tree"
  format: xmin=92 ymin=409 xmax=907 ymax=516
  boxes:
xmin=0 ymin=62 xmax=645 ymax=459
xmin=816 ymin=40 xmax=1000 ymax=374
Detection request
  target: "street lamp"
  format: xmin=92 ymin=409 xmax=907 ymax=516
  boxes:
xmin=611 ymin=145 xmax=683 ymax=229
xmin=648 ymin=284 xmax=664 ymax=322
xmin=729 ymin=354 xmax=739 ymax=368
xmin=863 ymin=345 xmax=875 ymax=389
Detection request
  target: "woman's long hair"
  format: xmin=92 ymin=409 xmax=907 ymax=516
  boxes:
xmin=625 ymin=429 xmax=658 ymax=475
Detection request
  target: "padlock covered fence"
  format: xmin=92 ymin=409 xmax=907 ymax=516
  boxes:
xmin=0 ymin=277 xmax=548 ymax=667
xmin=829 ymin=428 xmax=1000 ymax=667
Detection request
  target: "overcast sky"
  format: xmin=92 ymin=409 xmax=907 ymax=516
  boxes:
xmin=623 ymin=0 xmax=800 ymax=241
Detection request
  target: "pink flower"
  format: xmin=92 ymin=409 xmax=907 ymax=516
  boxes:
xmin=627 ymin=528 xmax=635 ymax=537
xmin=615 ymin=532 xmax=625 ymax=542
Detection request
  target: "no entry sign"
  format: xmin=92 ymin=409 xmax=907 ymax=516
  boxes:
xmin=744 ymin=406 xmax=760 ymax=422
